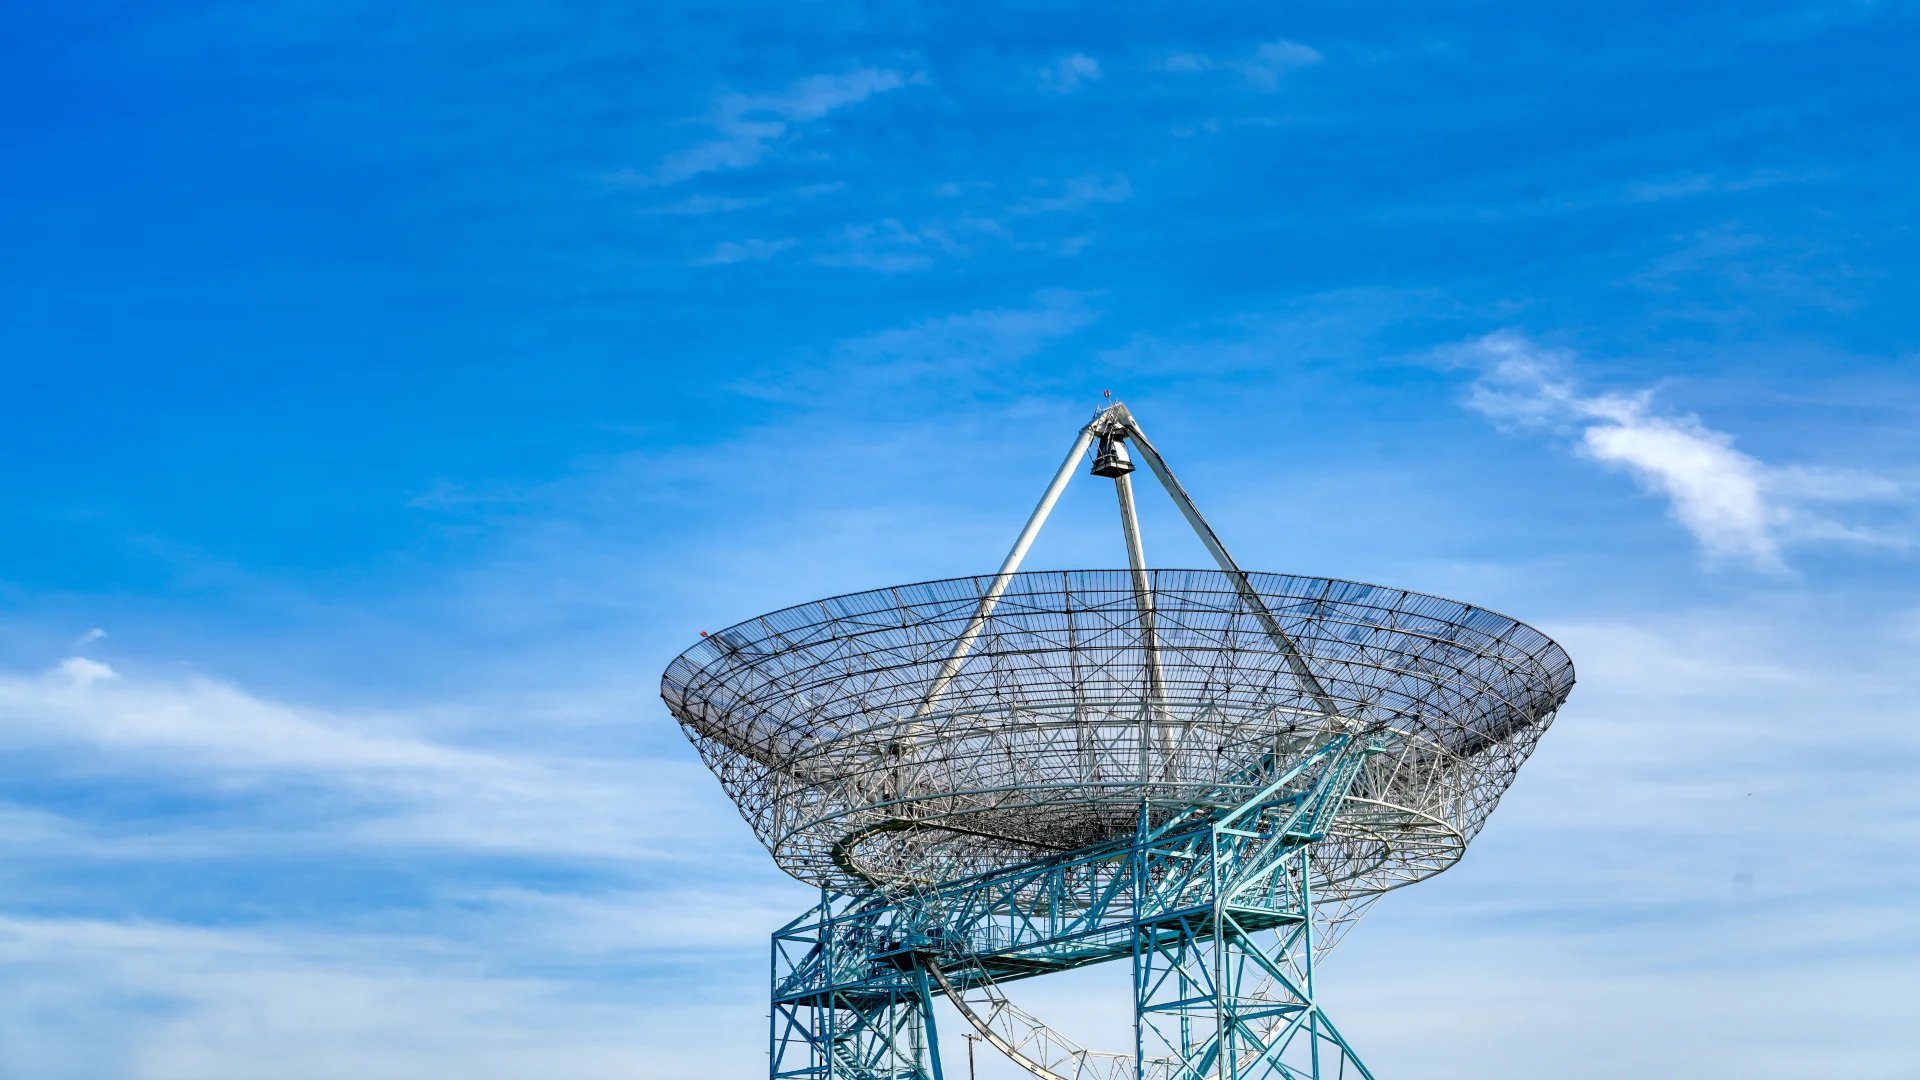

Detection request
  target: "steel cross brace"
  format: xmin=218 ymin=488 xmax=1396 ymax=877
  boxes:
xmin=768 ymin=738 xmax=1379 ymax=1080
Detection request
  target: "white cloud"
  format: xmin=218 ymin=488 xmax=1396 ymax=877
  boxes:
xmin=1015 ymin=173 xmax=1132 ymax=214
xmin=472 ymin=886 xmax=802 ymax=955
xmin=695 ymin=237 xmax=796 ymax=265
xmin=652 ymin=69 xmax=912 ymax=186
xmin=812 ymin=218 xmax=937 ymax=271
xmin=1622 ymin=168 xmax=1813 ymax=204
xmin=1159 ymin=40 xmax=1323 ymax=89
xmin=811 ymin=177 xmax=1123 ymax=269
xmin=0 ymin=658 xmax=711 ymax=859
xmin=637 ymin=193 xmax=764 ymax=215
xmin=724 ymin=290 xmax=1099 ymax=408
xmin=2 ymin=657 xmax=473 ymax=772
xmin=1040 ymin=53 xmax=1102 ymax=92
xmin=1455 ymin=331 xmax=1911 ymax=570
xmin=834 ymin=290 xmax=1098 ymax=377
xmin=1582 ymin=408 xmax=1780 ymax=568
xmin=0 ymin=915 xmax=759 ymax=1080
xmin=1240 ymin=40 xmax=1323 ymax=89
xmin=0 ymin=642 xmax=803 ymax=1075
xmin=56 ymin=655 xmax=116 ymax=686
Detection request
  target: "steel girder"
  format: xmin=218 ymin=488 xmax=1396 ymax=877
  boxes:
xmin=769 ymin=738 xmax=1377 ymax=1080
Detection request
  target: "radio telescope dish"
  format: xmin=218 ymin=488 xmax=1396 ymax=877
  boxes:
xmin=667 ymin=568 xmax=1570 ymax=895
xmin=663 ymin=402 xmax=1574 ymax=1080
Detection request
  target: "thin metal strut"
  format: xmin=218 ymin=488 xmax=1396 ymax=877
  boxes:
xmin=1105 ymin=405 xmax=1342 ymax=719
xmin=924 ymin=962 xmax=1075 ymax=1080
xmin=1102 ymin=435 xmax=1172 ymax=783
xmin=918 ymin=425 xmax=1096 ymax=717
xmin=920 ymin=401 xmax=1340 ymax=726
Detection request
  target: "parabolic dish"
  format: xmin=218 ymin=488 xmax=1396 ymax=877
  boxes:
xmin=663 ymin=568 xmax=1574 ymax=895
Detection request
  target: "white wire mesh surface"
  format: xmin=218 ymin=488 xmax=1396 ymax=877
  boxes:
xmin=663 ymin=569 xmax=1574 ymax=894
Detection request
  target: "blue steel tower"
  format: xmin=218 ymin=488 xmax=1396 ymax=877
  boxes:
xmin=662 ymin=403 xmax=1575 ymax=1080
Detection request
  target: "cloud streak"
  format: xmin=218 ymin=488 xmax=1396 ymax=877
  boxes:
xmin=651 ymin=69 xmax=914 ymax=186
xmin=0 ymin=657 xmax=715 ymax=859
xmin=1161 ymin=40 xmax=1323 ymax=90
xmin=831 ymin=290 xmax=1099 ymax=383
xmin=1040 ymin=53 xmax=1102 ymax=93
xmin=0 ymin=914 xmax=740 ymax=1080
xmin=1455 ymin=332 xmax=1910 ymax=570
xmin=696 ymin=237 xmax=796 ymax=265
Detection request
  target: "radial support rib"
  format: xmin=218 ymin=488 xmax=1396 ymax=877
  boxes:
xmin=919 ymin=425 xmax=1096 ymax=717
xmin=1111 ymin=407 xmax=1341 ymax=719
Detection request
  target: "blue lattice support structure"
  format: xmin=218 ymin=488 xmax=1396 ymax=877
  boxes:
xmin=772 ymin=895 xmax=946 ymax=1080
xmin=1133 ymin=742 xmax=1375 ymax=1080
xmin=770 ymin=738 xmax=1378 ymax=1080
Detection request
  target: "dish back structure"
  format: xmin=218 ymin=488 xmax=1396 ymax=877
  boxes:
xmin=663 ymin=403 xmax=1574 ymax=1080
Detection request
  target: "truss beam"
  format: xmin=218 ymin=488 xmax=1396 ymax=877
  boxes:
xmin=770 ymin=737 xmax=1378 ymax=1080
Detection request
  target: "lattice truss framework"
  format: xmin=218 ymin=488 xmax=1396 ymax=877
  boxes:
xmin=664 ymin=568 xmax=1573 ymax=899
xmin=767 ymin=737 xmax=1412 ymax=1080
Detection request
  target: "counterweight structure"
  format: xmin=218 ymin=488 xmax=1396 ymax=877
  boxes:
xmin=662 ymin=404 xmax=1575 ymax=1080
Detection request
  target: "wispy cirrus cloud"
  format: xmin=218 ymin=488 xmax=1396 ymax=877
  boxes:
xmin=0 ymin=650 xmax=799 ymax=1076
xmin=1453 ymin=332 xmax=1911 ymax=571
xmin=806 ymin=173 xmax=1128 ymax=271
xmin=0 ymin=657 xmax=703 ymax=858
xmin=640 ymin=193 xmax=766 ymax=216
xmin=0 ymin=914 xmax=751 ymax=1080
xmin=1623 ymin=168 xmax=1817 ymax=204
xmin=1161 ymin=40 xmax=1323 ymax=90
xmin=695 ymin=237 xmax=796 ymax=265
xmin=725 ymin=290 xmax=1099 ymax=408
xmin=1014 ymin=173 xmax=1132 ymax=214
xmin=813 ymin=218 xmax=944 ymax=271
xmin=1039 ymin=53 xmax=1102 ymax=93
xmin=833 ymin=290 xmax=1099 ymax=380
xmin=642 ymin=69 xmax=917 ymax=187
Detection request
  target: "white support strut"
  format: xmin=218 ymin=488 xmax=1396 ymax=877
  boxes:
xmin=1110 ymin=454 xmax=1172 ymax=782
xmin=925 ymin=961 xmax=1074 ymax=1080
xmin=918 ymin=426 xmax=1096 ymax=717
xmin=1113 ymin=468 xmax=1163 ymax=699
xmin=1110 ymin=406 xmax=1341 ymax=719
xmin=926 ymin=960 xmax=1147 ymax=1080
xmin=918 ymin=401 xmax=1340 ymax=725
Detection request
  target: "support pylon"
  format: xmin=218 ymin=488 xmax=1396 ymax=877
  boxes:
xmin=770 ymin=740 xmax=1377 ymax=1080
xmin=1135 ymin=851 xmax=1372 ymax=1080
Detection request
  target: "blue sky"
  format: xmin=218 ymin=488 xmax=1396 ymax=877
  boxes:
xmin=2 ymin=1 xmax=1918 ymax=1076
